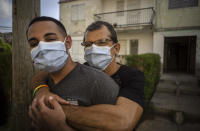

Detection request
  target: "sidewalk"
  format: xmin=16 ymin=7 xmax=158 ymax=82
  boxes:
xmin=136 ymin=73 xmax=200 ymax=131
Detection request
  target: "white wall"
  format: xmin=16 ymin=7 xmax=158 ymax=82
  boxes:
xmin=69 ymin=36 xmax=85 ymax=63
xmin=118 ymin=31 xmax=153 ymax=55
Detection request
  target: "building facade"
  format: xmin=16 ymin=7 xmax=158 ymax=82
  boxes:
xmin=153 ymin=0 xmax=200 ymax=76
xmin=59 ymin=0 xmax=200 ymax=76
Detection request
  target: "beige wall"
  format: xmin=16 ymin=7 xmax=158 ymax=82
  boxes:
xmin=102 ymin=0 xmax=153 ymax=12
xmin=60 ymin=0 xmax=154 ymax=64
xmin=118 ymin=31 xmax=153 ymax=55
xmin=60 ymin=0 xmax=154 ymax=36
xmin=155 ymin=0 xmax=200 ymax=29
xmin=101 ymin=0 xmax=154 ymax=25
xmin=60 ymin=0 xmax=102 ymax=36
xmin=69 ymin=36 xmax=85 ymax=63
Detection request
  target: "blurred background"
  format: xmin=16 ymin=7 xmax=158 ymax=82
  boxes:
xmin=0 ymin=0 xmax=200 ymax=131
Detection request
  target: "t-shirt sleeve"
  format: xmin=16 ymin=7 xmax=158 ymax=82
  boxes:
xmin=91 ymin=72 xmax=119 ymax=105
xmin=118 ymin=68 xmax=145 ymax=108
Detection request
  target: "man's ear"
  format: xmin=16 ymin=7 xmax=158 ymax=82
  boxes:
xmin=65 ymin=35 xmax=72 ymax=49
xmin=114 ymin=43 xmax=120 ymax=54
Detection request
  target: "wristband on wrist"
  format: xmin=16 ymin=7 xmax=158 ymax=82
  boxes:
xmin=33 ymin=84 xmax=49 ymax=97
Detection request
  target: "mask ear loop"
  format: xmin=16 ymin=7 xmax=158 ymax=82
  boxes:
xmin=63 ymin=37 xmax=69 ymax=54
xmin=109 ymin=43 xmax=118 ymax=63
xmin=111 ymin=43 xmax=119 ymax=57
xmin=63 ymin=37 xmax=67 ymax=44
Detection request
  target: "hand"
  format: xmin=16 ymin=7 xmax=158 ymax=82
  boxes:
xmin=35 ymin=87 xmax=69 ymax=105
xmin=29 ymin=96 xmax=73 ymax=131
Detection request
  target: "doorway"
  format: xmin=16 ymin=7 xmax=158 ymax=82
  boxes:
xmin=163 ymin=36 xmax=196 ymax=74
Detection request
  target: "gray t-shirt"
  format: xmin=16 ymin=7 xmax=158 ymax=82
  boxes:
xmin=48 ymin=63 xmax=119 ymax=106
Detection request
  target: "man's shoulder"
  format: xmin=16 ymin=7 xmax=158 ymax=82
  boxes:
xmin=79 ymin=63 xmax=104 ymax=74
xmin=118 ymin=64 xmax=144 ymax=78
xmin=78 ymin=63 xmax=110 ymax=78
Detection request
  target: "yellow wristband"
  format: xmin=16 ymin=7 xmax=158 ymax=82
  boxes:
xmin=33 ymin=85 xmax=48 ymax=97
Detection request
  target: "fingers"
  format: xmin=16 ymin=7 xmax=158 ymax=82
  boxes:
xmin=55 ymin=95 xmax=69 ymax=105
xmin=31 ymin=120 xmax=39 ymax=129
xmin=48 ymin=97 xmax=63 ymax=111
xmin=37 ymin=96 xmax=49 ymax=113
xmin=31 ymin=99 xmax=41 ymax=120
xmin=29 ymin=106 xmax=39 ymax=128
xmin=29 ymin=105 xmax=36 ymax=122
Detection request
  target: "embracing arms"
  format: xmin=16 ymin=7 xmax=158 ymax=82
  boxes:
xmin=30 ymin=71 xmax=144 ymax=130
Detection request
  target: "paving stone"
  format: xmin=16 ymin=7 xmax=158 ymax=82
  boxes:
xmin=179 ymin=123 xmax=200 ymax=131
xmin=136 ymin=116 xmax=177 ymax=131
xmin=138 ymin=74 xmax=200 ymax=131
xmin=157 ymin=82 xmax=177 ymax=94
xmin=180 ymin=85 xmax=200 ymax=96
xmin=150 ymin=92 xmax=200 ymax=118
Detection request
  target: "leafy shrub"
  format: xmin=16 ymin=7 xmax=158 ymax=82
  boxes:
xmin=0 ymin=38 xmax=12 ymax=91
xmin=126 ymin=53 xmax=161 ymax=108
xmin=0 ymin=38 xmax=12 ymax=125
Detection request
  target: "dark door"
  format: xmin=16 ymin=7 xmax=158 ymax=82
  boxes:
xmin=163 ymin=36 xmax=196 ymax=74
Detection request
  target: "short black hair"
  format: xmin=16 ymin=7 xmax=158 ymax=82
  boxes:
xmin=83 ymin=21 xmax=118 ymax=44
xmin=26 ymin=16 xmax=67 ymax=38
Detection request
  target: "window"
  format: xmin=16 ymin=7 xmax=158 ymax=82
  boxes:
xmin=116 ymin=0 xmax=124 ymax=16
xmin=71 ymin=4 xmax=85 ymax=21
xmin=130 ymin=40 xmax=138 ymax=55
xmin=169 ymin=0 xmax=198 ymax=9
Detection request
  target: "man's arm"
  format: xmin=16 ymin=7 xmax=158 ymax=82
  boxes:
xmin=31 ymin=71 xmax=49 ymax=91
xmin=29 ymin=96 xmax=75 ymax=131
xmin=31 ymin=71 xmax=144 ymax=130
xmin=31 ymin=71 xmax=69 ymax=105
xmin=63 ymin=97 xmax=143 ymax=131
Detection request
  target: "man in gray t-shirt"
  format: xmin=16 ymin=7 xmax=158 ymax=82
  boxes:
xmin=48 ymin=63 xmax=119 ymax=106
xmin=28 ymin=17 xmax=119 ymax=130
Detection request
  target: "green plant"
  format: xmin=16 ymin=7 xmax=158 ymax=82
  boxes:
xmin=126 ymin=53 xmax=161 ymax=109
xmin=0 ymin=38 xmax=12 ymax=126
xmin=0 ymin=38 xmax=12 ymax=91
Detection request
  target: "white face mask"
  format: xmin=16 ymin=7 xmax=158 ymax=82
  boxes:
xmin=31 ymin=39 xmax=68 ymax=73
xmin=84 ymin=44 xmax=115 ymax=70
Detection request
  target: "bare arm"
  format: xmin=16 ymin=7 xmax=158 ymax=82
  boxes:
xmin=31 ymin=71 xmax=49 ymax=91
xmin=33 ymin=88 xmax=143 ymax=131
xmin=31 ymin=72 xmax=143 ymax=130
xmin=63 ymin=97 xmax=143 ymax=131
xmin=31 ymin=71 xmax=69 ymax=104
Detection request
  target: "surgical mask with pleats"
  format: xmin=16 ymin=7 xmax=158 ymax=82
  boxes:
xmin=31 ymin=39 xmax=68 ymax=73
xmin=84 ymin=44 xmax=115 ymax=70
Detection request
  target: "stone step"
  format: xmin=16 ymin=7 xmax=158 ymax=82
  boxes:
xmin=160 ymin=73 xmax=199 ymax=86
xmin=136 ymin=116 xmax=200 ymax=131
xmin=179 ymin=85 xmax=200 ymax=96
xmin=157 ymin=80 xmax=200 ymax=95
xmin=156 ymin=82 xmax=177 ymax=94
xmin=159 ymin=79 xmax=199 ymax=88
xmin=150 ymin=92 xmax=200 ymax=119
xmin=157 ymin=82 xmax=200 ymax=96
xmin=136 ymin=116 xmax=177 ymax=131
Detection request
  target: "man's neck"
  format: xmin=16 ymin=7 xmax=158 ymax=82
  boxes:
xmin=50 ymin=58 xmax=77 ymax=84
xmin=104 ymin=61 xmax=120 ymax=76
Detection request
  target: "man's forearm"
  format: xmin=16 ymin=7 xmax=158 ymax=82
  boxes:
xmin=63 ymin=104 xmax=122 ymax=131
xmin=62 ymin=97 xmax=143 ymax=131
xmin=31 ymin=71 xmax=49 ymax=90
xmin=68 ymin=121 xmax=101 ymax=131
xmin=58 ymin=122 xmax=76 ymax=131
